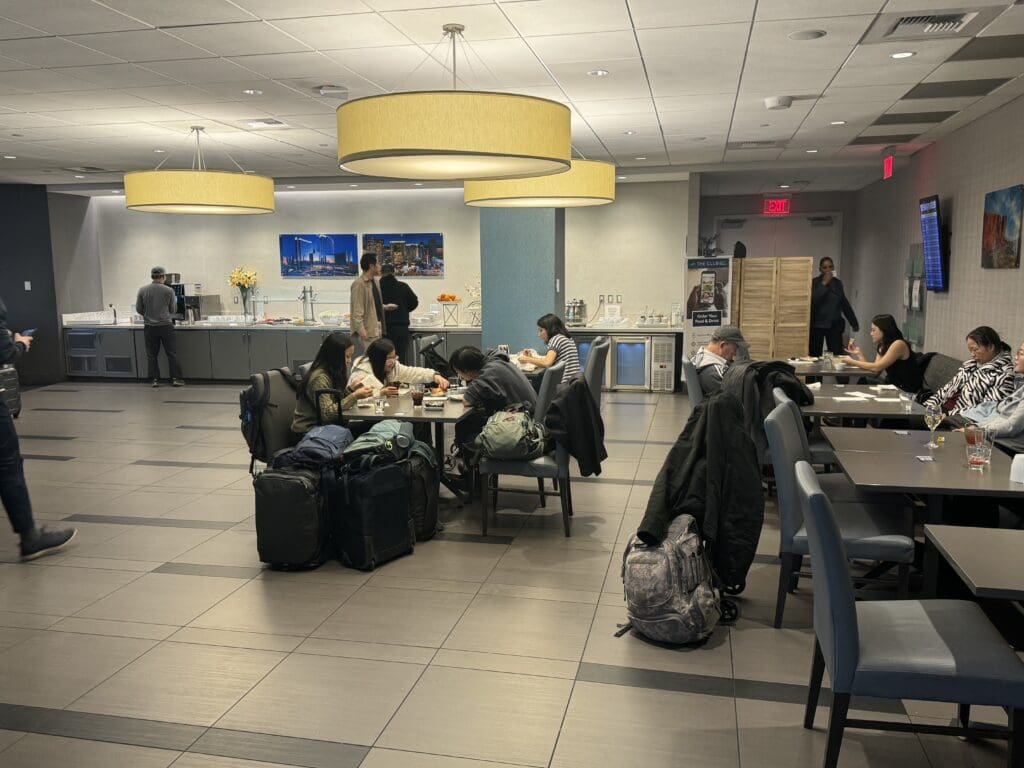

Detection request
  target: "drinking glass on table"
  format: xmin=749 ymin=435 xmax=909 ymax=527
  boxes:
xmin=965 ymin=427 xmax=993 ymax=470
xmin=924 ymin=405 xmax=944 ymax=448
xmin=373 ymin=395 xmax=386 ymax=415
xmin=898 ymin=391 xmax=914 ymax=412
xmin=822 ymin=351 xmax=834 ymax=369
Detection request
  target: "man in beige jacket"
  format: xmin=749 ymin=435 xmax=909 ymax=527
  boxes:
xmin=350 ymin=252 xmax=389 ymax=349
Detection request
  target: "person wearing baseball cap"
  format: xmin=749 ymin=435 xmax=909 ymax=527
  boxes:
xmin=135 ymin=266 xmax=184 ymax=387
xmin=690 ymin=325 xmax=748 ymax=396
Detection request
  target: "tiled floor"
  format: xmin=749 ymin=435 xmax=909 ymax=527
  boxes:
xmin=0 ymin=382 xmax=1010 ymax=767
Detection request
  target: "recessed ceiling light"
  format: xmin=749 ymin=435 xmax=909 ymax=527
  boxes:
xmin=3 ymin=155 xmax=16 ymax=159
xmin=242 ymin=88 xmax=263 ymax=96
xmin=690 ymin=136 xmax=706 ymax=141
xmin=622 ymin=130 xmax=637 ymax=135
xmin=635 ymin=156 xmax=646 ymax=160
xmin=829 ymin=120 xmax=847 ymax=126
xmin=890 ymin=51 xmax=915 ymax=59
xmin=788 ymin=29 xmax=827 ymax=41
xmin=349 ymin=184 xmax=359 ymax=187
xmin=617 ymin=175 xmax=627 ymax=180
xmin=110 ymin=190 xmax=119 ymax=193
xmin=73 ymin=175 xmax=84 ymax=179
xmin=153 ymin=148 xmax=166 ymax=154
xmin=413 ymin=182 xmax=424 ymax=186
xmin=587 ymin=69 xmax=610 ymax=77
xmin=805 ymin=149 xmax=819 ymax=154
xmin=779 ymin=184 xmax=790 ymax=188
xmin=286 ymin=185 xmax=295 ymax=189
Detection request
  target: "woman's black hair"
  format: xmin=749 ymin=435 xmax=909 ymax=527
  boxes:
xmin=365 ymin=338 xmax=396 ymax=383
xmin=966 ymin=325 xmax=1011 ymax=354
xmin=300 ymin=331 xmax=353 ymax=404
xmin=537 ymin=313 xmax=570 ymax=340
xmin=870 ymin=314 xmax=904 ymax=355
xmin=449 ymin=346 xmax=486 ymax=374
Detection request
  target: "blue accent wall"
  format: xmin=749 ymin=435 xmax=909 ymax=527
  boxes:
xmin=480 ymin=208 xmax=564 ymax=354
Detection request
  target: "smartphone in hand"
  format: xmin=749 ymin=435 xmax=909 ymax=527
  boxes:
xmin=21 ymin=329 xmax=36 ymax=337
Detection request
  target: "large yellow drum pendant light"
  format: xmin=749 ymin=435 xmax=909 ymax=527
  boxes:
xmin=337 ymin=24 xmax=571 ymax=181
xmin=124 ymin=127 xmax=274 ymax=215
xmin=464 ymin=159 xmax=616 ymax=207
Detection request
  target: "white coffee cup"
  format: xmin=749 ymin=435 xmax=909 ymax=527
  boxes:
xmin=1011 ymin=454 xmax=1024 ymax=484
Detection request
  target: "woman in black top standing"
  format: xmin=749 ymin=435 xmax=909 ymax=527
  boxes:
xmin=809 ymin=257 xmax=859 ymax=358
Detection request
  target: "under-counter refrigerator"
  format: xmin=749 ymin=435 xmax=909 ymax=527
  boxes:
xmin=609 ymin=336 xmax=651 ymax=390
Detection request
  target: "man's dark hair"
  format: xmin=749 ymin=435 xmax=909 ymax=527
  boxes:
xmin=449 ymin=346 xmax=486 ymax=374
xmin=380 ymin=263 xmax=395 ymax=276
xmin=359 ymin=252 xmax=377 ymax=272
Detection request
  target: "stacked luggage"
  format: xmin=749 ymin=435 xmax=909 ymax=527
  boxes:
xmin=0 ymin=364 xmax=21 ymax=418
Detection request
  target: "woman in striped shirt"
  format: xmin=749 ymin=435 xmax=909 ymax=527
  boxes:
xmin=519 ymin=313 xmax=580 ymax=383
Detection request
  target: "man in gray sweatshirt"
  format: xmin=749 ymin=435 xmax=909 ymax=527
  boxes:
xmin=136 ymin=266 xmax=184 ymax=387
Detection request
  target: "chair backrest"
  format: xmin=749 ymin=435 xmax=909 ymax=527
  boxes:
xmin=296 ymin=362 xmax=312 ymax=384
xmin=922 ymin=352 xmax=960 ymax=393
xmin=681 ymin=358 xmax=703 ymax=409
xmin=795 ymin=461 xmax=859 ymax=693
xmin=764 ymin=401 xmax=812 ymax=550
xmin=584 ymin=337 xmax=609 ymax=405
xmin=534 ymin=361 xmax=565 ymax=422
xmin=772 ymin=387 xmax=812 ymax=459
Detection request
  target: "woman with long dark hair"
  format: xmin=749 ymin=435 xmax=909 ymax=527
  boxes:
xmin=838 ymin=313 xmax=922 ymax=392
xmin=291 ymin=331 xmax=372 ymax=436
xmin=924 ymin=326 xmax=1015 ymax=414
xmin=810 ymin=256 xmax=859 ymax=357
xmin=518 ymin=313 xmax=580 ymax=383
xmin=349 ymin=337 xmax=449 ymax=394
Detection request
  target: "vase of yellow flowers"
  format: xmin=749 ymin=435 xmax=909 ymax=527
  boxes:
xmin=229 ymin=267 xmax=258 ymax=323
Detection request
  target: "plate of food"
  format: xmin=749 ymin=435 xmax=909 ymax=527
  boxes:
xmin=448 ymin=392 xmax=464 ymax=401
xmin=423 ymin=395 xmax=447 ymax=410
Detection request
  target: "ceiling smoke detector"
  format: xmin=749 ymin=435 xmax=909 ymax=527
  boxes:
xmin=316 ymin=84 xmax=348 ymax=98
xmin=764 ymin=96 xmax=793 ymax=110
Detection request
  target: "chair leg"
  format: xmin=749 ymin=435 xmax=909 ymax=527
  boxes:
xmin=823 ymin=692 xmax=850 ymax=768
xmin=789 ymin=555 xmax=803 ymax=592
xmin=558 ymin=477 xmax=571 ymax=537
xmin=1010 ymin=707 xmax=1024 ymax=768
xmin=480 ymin=473 xmax=489 ymax=537
xmin=805 ymin=638 xmax=825 ymax=730
xmin=897 ymin=563 xmax=910 ymax=599
xmin=958 ymin=703 xmax=973 ymax=741
xmin=490 ymin=474 xmax=499 ymax=517
xmin=552 ymin=478 xmax=559 ymax=491
xmin=537 ymin=477 xmax=547 ymax=507
xmin=565 ymin=476 xmax=573 ymax=517
xmin=774 ymin=553 xmax=797 ymax=629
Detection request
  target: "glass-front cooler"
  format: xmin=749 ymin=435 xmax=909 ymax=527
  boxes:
xmin=610 ymin=336 xmax=651 ymax=390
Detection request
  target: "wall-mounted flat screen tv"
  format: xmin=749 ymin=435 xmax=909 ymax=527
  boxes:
xmin=919 ymin=196 xmax=949 ymax=292
xmin=279 ymin=234 xmax=358 ymax=278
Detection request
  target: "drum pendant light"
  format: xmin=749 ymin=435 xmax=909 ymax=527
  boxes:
xmin=124 ymin=127 xmax=274 ymax=215
xmin=463 ymin=159 xmax=616 ymax=207
xmin=337 ymin=24 xmax=571 ymax=181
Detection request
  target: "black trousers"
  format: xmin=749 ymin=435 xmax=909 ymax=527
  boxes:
xmin=808 ymin=324 xmax=845 ymax=357
xmin=386 ymin=326 xmax=410 ymax=364
xmin=144 ymin=324 xmax=183 ymax=381
xmin=0 ymin=399 xmax=33 ymax=534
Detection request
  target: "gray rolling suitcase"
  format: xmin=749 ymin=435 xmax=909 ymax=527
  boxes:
xmin=0 ymin=365 xmax=20 ymax=418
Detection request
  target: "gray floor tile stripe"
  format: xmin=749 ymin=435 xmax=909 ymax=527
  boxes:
xmin=177 ymin=425 xmax=238 ymax=431
xmin=38 ymin=388 xmax=84 ymax=393
xmin=162 ymin=400 xmax=238 ymax=405
xmin=155 ymin=562 xmax=264 ymax=580
xmin=22 ymin=454 xmax=75 ymax=462
xmin=603 ymin=401 xmax=658 ymax=407
xmin=17 ymin=434 xmax=77 ymax=441
xmin=0 ymin=703 xmax=204 ymax=751
xmin=189 ymin=728 xmax=368 ymax=768
xmin=752 ymin=553 xmax=780 ymax=565
xmin=64 ymin=513 xmax=234 ymax=530
xmin=433 ymin=531 xmax=515 ymax=545
xmin=133 ymin=459 xmax=249 ymax=470
xmin=573 ymin=477 xmax=653 ymax=486
xmin=606 ymin=438 xmax=675 ymax=445
xmin=577 ymin=663 xmax=906 ymax=715
xmin=30 ymin=407 xmax=124 ymax=413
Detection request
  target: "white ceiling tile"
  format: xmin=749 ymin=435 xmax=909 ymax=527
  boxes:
xmin=323 ymin=45 xmax=443 ymax=90
xmin=144 ymin=58 xmax=264 ymax=84
xmin=981 ymin=5 xmax=1024 ymax=36
xmin=501 ymin=0 xmax=632 ymax=36
xmin=228 ymin=52 xmax=347 ymax=80
xmin=265 ymin=97 xmax=335 ymax=116
xmin=629 ymin=0 xmax=754 ymax=28
xmin=574 ymin=98 xmax=656 ymax=118
xmin=99 ymin=0 xmax=257 ymax=27
xmin=0 ymin=54 xmax=31 ymax=72
xmin=822 ymin=83 xmax=913 ymax=102
xmin=363 ymin=0 xmax=492 ymax=9
xmin=637 ymin=23 xmax=750 ymax=59
xmin=613 ymin=151 xmax=670 ymax=166
xmin=548 ymin=57 xmax=648 ymax=101
xmin=0 ymin=93 xmax=69 ymax=111
xmin=582 ymin=112 xmax=662 ymax=135
xmin=804 ymin=100 xmax=891 ymax=123
xmin=0 ymin=113 xmax=74 ymax=129
xmin=278 ymin=75 xmax=384 ymax=100
xmin=776 ymin=146 xmax=841 ymax=160
xmin=843 ymin=38 xmax=968 ymax=69
xmin=0 ymin=68 xmax=97 ymax=92
xmin=55 ymin=64 xmax=176 ymax=88
xmin=724 ymin=147 xmax=783 ymax=161
xmin=273 ymin=14 xmax=413 ymax=49
xmin=231 ymin=0 xmax=373 ymax=18
xmin=66 ymin=30 xmax=215 ymax=63
xmin=665 ymin=135 xmax=725 ymax=152
xmin=654 ymin=93 xmax=736 ymax=112
xmin=883 ymin=0 xmax=1004 ymax=10
xmin=197 ymin=79 xmax=308 ymax=101
xmin=645 ymin=55 xmax=744 ymax=97
xmin=525 ymin=31 xmax=639 ymax=64
xmin=283 ymin=113 xmax=338 ymax=129
xmin=381 ymin=5 xmax=518 ymax=44
xmin=41 ymin=89 xmax=160 ymax=110
xmin=0 ymin=0 xmax=147 ymax=35
xmin=829 ymin=63 xmax=936 ymax=88
xmin=739 ymin=66 xmax=837 ymax=94
xmin=755 ymin=0 xmax=884 ymax=21
xmin=173 ymin=102 xmax=276 ymax=121
xmin=658 ymin=111 xmax=732 ymax=135
xmin=492 ymin=84 xmax=570 ymax=102
xmin=171 ymin=22 xmax=312 ymax=57
xmin=925 ymin=59 xmax=1024 ymax=83
xmin=125 ymin=84 xmax=224 ymax=105
xmin=747 ymin=15 xmax=875 ymax=69
xmin=448 ymin=38 xmax=554 ymax=89
xmin=0 ymin=18 xmax=46 ymax=41
xmin=668 ymin=148 xmax=727 ymax=165
xmin=0 ymin=38 xmax=121 ymax=68
xmin=36 ymin=105 xmax=202 ymax=125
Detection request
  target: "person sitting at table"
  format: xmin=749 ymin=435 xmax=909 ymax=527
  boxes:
xmin=349 ymin=337 xmax=449 ymax=395
xmin=959 ymin=339 xmax=1024 ymax=438
xmin=690 ymin=326 xmax=748 ymax=396
xmin=292 ymin=331 xmax=373 ymax=437
xmin=923 ymin=326 xmax=1016 ymax=415
xmin=518 ymin=313 xmax=580 ymax=384
xmin=838 ymin=313 xmax=922 ymax=393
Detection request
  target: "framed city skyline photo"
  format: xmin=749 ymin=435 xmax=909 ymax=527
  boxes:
xmin=363 ymin=233 xmax=444 ymax=278
xmin=279 ymin=234 xmax=359 ymax=278
xmin=981 ymin=184 xmax=1023 ymax=269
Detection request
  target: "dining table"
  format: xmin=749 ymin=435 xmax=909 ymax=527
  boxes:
xmin=788 ymin=359 xmax=878 ymax=380
xmin=924 ymin=524 xmax=1024 ymax=600
xmin=802 ymin=383 xmax=925 ymax=423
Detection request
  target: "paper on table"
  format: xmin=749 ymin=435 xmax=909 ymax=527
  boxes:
xmin=875 ymin=397 xmax=901 ymax=402
xmin=807 ymin=382 xmax=821 ymax=390
xmin=870 ymin=384 xmax=898 ymax=391
xmin=832 ymin=396 xmax=865 ymax=402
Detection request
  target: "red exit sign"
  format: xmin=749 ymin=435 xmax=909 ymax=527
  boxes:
xmin=763 ymin=197 xmax=791 ymax=216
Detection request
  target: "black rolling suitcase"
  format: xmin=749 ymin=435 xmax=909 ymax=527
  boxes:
xmin=254 ymin=468 xmax=331 ymax=569
xmin=0 ymin=365 xmax=20 ymax=418
xmin=333 ymin=461 xmax=415 ymax=571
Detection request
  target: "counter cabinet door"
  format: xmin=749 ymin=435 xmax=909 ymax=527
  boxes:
xmin=286 ymin=330 xmax=331 ymax=371
xmin=210 ymin=330 xmax=254 ymax=380
xmin=174 ymin=330 xmax=213 ymax=379
xmin=248 ymin=331 xmax=289 ymax=376
xmin=97 ymin=329 xmax=137 ymax=377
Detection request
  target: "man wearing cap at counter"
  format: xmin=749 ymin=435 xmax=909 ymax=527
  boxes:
xmin=136 ymin=266 xmax=184 ymax=388
xmin=690 ymin=325 xmax=749 ymax=396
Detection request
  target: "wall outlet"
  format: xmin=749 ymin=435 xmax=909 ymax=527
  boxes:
xmin=232 ymin=295 xmax=239 ymax=304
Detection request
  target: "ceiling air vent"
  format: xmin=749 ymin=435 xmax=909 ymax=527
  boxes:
xmin=863 ymin=7 xmax=1002 ymax=42
xmin=61 ymin=166 xmax=111 ymax=174
xmin=726 ymin=140 xmax=786 ymax=150
xmin=720 ymin=218 xmax=746 ymax=229
xmin=890 ymin=13 xmax=975 ymax=36
xmin=807 ymin=216 xmax=835 ymax=227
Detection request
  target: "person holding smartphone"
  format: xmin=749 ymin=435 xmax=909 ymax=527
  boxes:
xmin=0 ymin=297 xmax=76 ymax=560
xmin=809 ymin=257 xmax=859 ymax=358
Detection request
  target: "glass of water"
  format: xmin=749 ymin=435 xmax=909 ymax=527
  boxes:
xmin=373 ymin=396 xmax=386 ymax=415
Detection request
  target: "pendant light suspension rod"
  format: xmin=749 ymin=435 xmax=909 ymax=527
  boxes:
xmin=152 ymin=126 xmax=247 ymax=174
xmin=442 ymin=23 xmax=464 ymax=90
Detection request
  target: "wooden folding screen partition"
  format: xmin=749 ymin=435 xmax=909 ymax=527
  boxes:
xmin=731 ymin=257 xmax=812 ymax=360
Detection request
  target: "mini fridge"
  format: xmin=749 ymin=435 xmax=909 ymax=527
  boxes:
xmin=610 ymin=336 xmax=650 ymax=390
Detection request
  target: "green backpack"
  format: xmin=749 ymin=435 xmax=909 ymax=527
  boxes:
xmin=477 ymin=409 xmax=547 ymax=461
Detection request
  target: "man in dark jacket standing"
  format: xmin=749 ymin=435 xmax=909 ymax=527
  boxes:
xmin=0 ymin=298 xmax=76 ymax=560
xmin=380 ymin=264 xmax=418 ymax=363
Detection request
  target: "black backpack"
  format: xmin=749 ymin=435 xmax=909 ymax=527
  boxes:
xmin=240 ymin=368 xmax=298 ymax=474
xmin=408 ymin=440 xmax=440 ymax=541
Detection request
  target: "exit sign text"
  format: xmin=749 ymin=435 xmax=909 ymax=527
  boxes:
xmin=763 ymin=198 xmax=791 ymax=216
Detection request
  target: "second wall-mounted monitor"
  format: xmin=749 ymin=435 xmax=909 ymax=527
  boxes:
xmin=279 ymin=234 xmax=358 ymax=278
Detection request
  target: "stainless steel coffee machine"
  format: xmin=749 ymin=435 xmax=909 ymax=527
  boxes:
xmin=565 ymin=298 xmax=588 ymax=327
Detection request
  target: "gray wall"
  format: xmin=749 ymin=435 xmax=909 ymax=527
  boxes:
xmin=0 ymin=185 xmax=62 ymax=383
xmin=48 ymin=192 xmax=102 ymax=316
xmin=848 ymin=94 xmax=1024 ymax=357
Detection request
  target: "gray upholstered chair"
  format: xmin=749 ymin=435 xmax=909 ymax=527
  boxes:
xmin=771 ymin=387 xmax=836 ymax=466
xmin=795 ymin=461 xmax=1024 ymax=768
xmin=765 ymin=402 xmax=913 ymax=628
xmin=681 ymin=357 xmax=703 ymax=409
xmin=479 ymin=362 xmax=572 ymax=537
xmin=583 ymin=337 xmax=609 ymax=407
